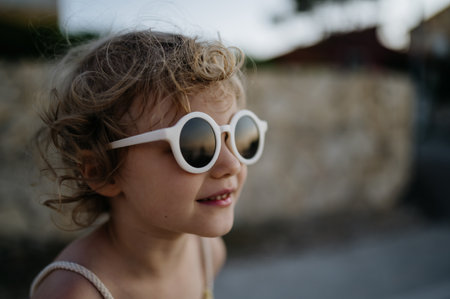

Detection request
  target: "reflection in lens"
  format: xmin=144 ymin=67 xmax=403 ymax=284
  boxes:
xmin=180 ymin=118 xmax=216 ymax=168
xmin=235 ymin=116 xmax=259 ymax=159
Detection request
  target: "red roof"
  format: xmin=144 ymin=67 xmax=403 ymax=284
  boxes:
xmin=271 ymin=27 xmax=408 ymax=70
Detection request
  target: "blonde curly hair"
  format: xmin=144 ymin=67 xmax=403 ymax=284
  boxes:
xmin=35 ymin=29 xmax=245 ymax=228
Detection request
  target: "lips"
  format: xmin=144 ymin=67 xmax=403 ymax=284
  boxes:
xmin=197 ymin=190 xmax=233 ymax=206
xmin=202 ymin=193 xmax=229 ymax=201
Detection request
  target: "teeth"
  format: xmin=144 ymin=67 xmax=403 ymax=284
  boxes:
xmin=206 ymin=193 xmax=229 ymax=201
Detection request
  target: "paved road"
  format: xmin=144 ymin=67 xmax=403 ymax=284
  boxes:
xmin=215 ymin=224 xmax=450 ymax=299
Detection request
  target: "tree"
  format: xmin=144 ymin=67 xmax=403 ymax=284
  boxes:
xmin=293 ymin=0 xmax=376 ymax=12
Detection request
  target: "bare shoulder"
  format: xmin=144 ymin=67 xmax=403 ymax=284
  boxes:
xmin=31 ymin=269 xmax=104 ymax=299
xmin=31 ymin=227 xmax=116 ymax=299
xmin=209 ymin=237 xmax=227 ymax=275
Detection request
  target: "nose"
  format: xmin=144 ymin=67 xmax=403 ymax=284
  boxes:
xmin=210 ymin=131 xmax=242 ymax=178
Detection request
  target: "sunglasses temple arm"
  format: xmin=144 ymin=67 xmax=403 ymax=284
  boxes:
xmin=109 ymin=129 xmax=169 ymax=149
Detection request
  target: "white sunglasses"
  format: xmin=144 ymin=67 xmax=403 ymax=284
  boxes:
xmin=109 ymin=109 xmax=268 ymax=173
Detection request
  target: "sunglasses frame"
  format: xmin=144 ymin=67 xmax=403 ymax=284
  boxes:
xmin=109 ymin=109 xmax=268 ymax=173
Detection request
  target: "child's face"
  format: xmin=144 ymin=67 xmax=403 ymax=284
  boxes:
xmin=112 ymin=87 xmax=247 ymax=237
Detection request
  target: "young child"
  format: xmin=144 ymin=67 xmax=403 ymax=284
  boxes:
xmin=30 ymin=29 xmax=267 ymax=299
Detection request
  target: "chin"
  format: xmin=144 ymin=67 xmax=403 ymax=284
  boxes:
xmin=198 ymin=216 xmax=235 ymax=238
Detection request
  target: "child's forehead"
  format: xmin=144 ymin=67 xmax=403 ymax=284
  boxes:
xmin=129 ymin=84 xmax=242 ymax=132
xmin=188 ymin=86 xmax=240 ymax=114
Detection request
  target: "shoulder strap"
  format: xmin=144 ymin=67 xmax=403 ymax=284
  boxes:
xmin=29 ymin=261 xmax=114 ymax=299
xmin=200 ymin=237 xmax=214 ymax=299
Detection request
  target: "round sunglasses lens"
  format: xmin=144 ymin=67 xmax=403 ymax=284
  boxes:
xmin=180 ymin=118 xmax=216 ymax=168
xmin=235 ymin=116 xmax=259 ymax=159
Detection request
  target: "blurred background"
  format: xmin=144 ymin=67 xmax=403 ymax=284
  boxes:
xmin=1 ymin=0 xmax=450 ymax=298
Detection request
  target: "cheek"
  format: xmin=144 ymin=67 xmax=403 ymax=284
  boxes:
xmin=118 ymin=150 xmax=203 ymax=200
xmin=237 ymin=165 xmax=248 ymax=193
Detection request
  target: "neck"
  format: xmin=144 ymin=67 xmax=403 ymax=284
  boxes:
xmin=103 ymin=219 xmax=193 ymax=278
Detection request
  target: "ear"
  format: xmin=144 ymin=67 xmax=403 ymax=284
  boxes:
xmin=79 ymin=150 xmax=122 ymax=198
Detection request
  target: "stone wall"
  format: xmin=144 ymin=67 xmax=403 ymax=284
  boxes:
xmin=238 ymin=67 xmax=414 ymax=225
xmin=0 ymin=61 xmax=58 ymax=239
xmin=0 ymin=61 xmax=414 ymax=238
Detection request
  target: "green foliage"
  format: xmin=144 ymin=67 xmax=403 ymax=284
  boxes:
xmin=293 ymin=0 xmax=375 ymax=12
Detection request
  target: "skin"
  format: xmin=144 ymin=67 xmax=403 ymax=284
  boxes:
xmin=31 ymin=86 xmax=248 ymax=299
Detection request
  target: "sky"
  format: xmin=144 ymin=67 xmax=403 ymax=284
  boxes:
xmin=59 ymin=0 xmax=450 ymax=60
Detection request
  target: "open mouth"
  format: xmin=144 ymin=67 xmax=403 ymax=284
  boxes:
xmin=197 ymin=192 xmax=232 ymax=206
xmin=199 ymin=193 xmax=229 ymax=201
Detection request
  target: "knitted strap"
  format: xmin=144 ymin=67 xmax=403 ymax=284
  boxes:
xmin=201 ymin=237 xmax=214 ymax=298
xmin=29 ymin=261 xmax=114 ymax=299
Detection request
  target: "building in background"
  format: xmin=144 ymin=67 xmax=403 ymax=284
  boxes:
xmin=407 ymin=5 xmax=450 ymax=218
xmin=270 ymin=27 xmax=408 ymax=70
xmin=410 ymin=4 xmax=450 ymax=137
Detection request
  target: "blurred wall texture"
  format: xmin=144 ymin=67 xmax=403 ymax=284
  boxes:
xmin=241 ymin=68 xmax=413 ymax=225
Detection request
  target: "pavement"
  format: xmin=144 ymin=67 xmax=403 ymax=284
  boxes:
xmin=215 ymin=222 xmax=450 ymax=299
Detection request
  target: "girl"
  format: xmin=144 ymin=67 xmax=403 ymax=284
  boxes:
xmin=30 ymin=29 xmax=267 ymax=299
